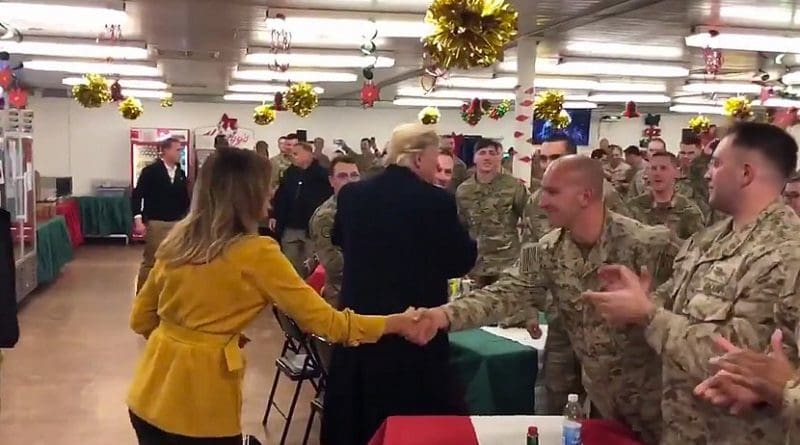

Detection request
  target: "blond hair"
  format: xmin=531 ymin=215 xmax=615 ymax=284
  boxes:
xmin=156 ymin=148 xmax=271 ymax=266
xmin=386 ymin=123 xmax=440 ymax=166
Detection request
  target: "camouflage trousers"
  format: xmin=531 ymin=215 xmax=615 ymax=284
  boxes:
xmin=541 ymin=309 xmax=584 ymax=415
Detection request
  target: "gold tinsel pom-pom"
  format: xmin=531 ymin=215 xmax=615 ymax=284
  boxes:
xmin=724 ymin=96 xmax=753 ymax=120
xmin=423 ymin=0 xmax=518 ymax=71
xmin=119 ymin=97 xmax=143 ymax=120
xmin=285 ymin=82 xmax=319 ymax=118
xmin=534 ymin=90 xmax=566 ymax=122
xmin=253 ymin=104 xmax=276 ymax=126
xmin=688 ymin=115 xmax=711 ymax=134
xmin=552 ymin=110 xmax=572 ymax=129
xmin=160 ymin=96 xmax=173 ymax=108
xmin=418 ymin=106 xmax=441 ymax=125
xmin=71 ymin=73 xmax=112 ymax=108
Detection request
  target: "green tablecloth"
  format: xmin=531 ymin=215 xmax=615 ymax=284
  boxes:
xmin=76 ymin=196 xmax=132 ymax=236
xmin=450 ymin=328 xmax=538 ymax=415
xmin=36 ymin=216 xmax=74 ymax=285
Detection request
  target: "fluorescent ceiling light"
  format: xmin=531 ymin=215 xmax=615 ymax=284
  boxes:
xmin=685 ymin=31 xmax=800 ymax=54
xmin=228 ymin=83 xmax=325 ymax=94
xmin=551 ymin=60 xmax=688 ymax=78
xmin=762 ymin=98 xmax=800 ymax=108
xmin=122 ymin=89 xmax=171 ymax=99
xmin=589 ymin=93 xmax=671 ymax=103
xmin=783 ymin=70 xmax=800 ymax=85
xmin=0 ymin=39 xmax=147 ymax=60
xmin=440 ymin=76 xmax=665 ymax=92
xmin=535 ymin=77 xmax=598 ymax=90
xmin=62 ymin=77 xmax=168 ymax=90
xmin=681 ymin=82 xmax=762 ymax=94
xmin=672 ymin=95 xmax=724 ymax=105
xmin=443 ymin=76 xmax=518 ymax=89
xmin=565 ymin=41 xmax=683 ymax=59
xmin=397 ymin=87 xmax=514 ymax=101
xmin=233 ymin=69 xmax=357 ymax=83
xmin=224 ymin=93 xmax=276 ymax=102
xmin=669 ymin=105 xmax=726 ymax=115
xmin=0 ymin=2 xmax=127 ymax=28
xmin=496 ymin=58 xmax=559 ymax=73
xmin=595 ymin=81 xmax=666 ymax=92
xmin=393 ymin=97 xmax=463 ymax=107
xmin=243 ymin=51 xmax=394 ymax=68
xmin=564 ymin=101 xmax=598 ymax=109
xmin=264 ymin=16 xmax=431 ymax=40
xmin=719 ymin=6 xmax=799 ymax=25
xmin=26 ymin=60 xmax=160 ymax=77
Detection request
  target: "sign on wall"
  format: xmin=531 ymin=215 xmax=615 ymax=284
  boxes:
xmin=194 ymin=113 xmax=256 ymax=150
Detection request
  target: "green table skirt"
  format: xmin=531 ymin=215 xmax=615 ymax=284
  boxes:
xmin=450 ymin=328 xmax=538 ymax=415
xmin=76 ymin=196 xmax=132 ymax=237
xmin=37 ymin=216 xmax=74 ymax=285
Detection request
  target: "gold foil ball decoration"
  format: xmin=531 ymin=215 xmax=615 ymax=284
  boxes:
xmin=160 ymin=96 xmax=173 ymax=108
xmin=422 ymin=0 xmax=518 ymax=70
xmin=552 ymin=110 xmax=572 ymax=129
xmin=71 ymin=73 xmax=112 ymax=108
xmin=285 ymin=82 xmax=319 ymax=118
xmin=724 ymin=96 xmax=753 ymax=120
xmin=119 ymin=96 xmax=143 ymax=120
xmin=688 ymin=115 xmax=711 ymax=134
xmin=418 ymin=106 xmax=441 ymax=125
xmin=533 ymin=90 xmax=566 ymax=122
xmin=253 ymin=104 xmax=276 ymax=126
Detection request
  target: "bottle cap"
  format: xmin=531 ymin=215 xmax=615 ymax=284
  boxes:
xmin=568 ymin=393 xmax=579 ymax=403
xmin=527 ymin=426 xmax=538 ymax=436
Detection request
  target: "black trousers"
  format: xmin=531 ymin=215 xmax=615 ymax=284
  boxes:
xmin=129 ymin=411 xmax=242 ymax=445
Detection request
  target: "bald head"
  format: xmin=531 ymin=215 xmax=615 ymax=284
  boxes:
xmin=547 ymin=155 xmax=605 ymax=202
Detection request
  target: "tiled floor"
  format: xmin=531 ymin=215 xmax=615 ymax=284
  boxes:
xmin=0 ymin=244 xmax=318 ymax=445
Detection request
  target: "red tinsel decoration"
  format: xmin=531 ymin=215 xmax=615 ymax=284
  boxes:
xmin=360 ymin=82 xmax=380 ymax=108
xmin=8 ymin=88 xmax=27 ymax=108
xmin=622 ymin=101 xmax=639 ymax=118
xmin=0 ymin=68 xmax=12 ymax=89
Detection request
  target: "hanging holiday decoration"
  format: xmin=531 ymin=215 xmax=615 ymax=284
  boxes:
xmin=420 ymin=52 xmax=449 ymax=93
xmin=771 ymin=107 xmax=800 ymax=129
xmin=285 ymin=82 xmax=319 ymax=117
xmin=97 ymin=24 xmax=122 ymax=43
xmin=360 ymin=27 xmax=378 ymax=81
xmin=461 ymin=98 xmax=492 ymax=126
xmin=0 ymin=68 xmax=12 ymax=89
xmin=533 ymin=90 xmax=565 ymax=123
xmin=160 ymin=96 xmax=173 ymax=108
xmin=422 ymin=0 xmax=518 ymax=71
xmin=702 ymin=30 xmax=724 ymax=77
xmin=552 ymin=110 xmax=571 ymax=129
xmin=688 ymin=115 xmax=712 ymax=134
xmin=640 ymin=113 xmax=662 ymax=146
xmin=273 ymin=92 xmax=286 ymax=111
xmin=266 ymin=14 xmax=291 ymax=72
xmin=360 ymin=82 xmax=380 ymax=108
xmin=72 ymin=73 xmax=112 ymax=108
xmin=8 ymin=87 xmax=27 ymax=108
xmin=622 ymin=101 xmax=639 ymax=118
xmin=253 ymin=104 xmax=276 ymax=126
xmin=119 ymin=96 xmax=143 ymax=120
xmin=723 ymin=96 xmax=753 ymax=120
xmin=418 ymin=106 xmax=441 ymax=125
xmin=109 ymin=80 xmax=125 ymax=101
xmin=220 ymin=113 xmax=238 ymax=131
xmin=489 ymin=99 xmax=511 ymax=120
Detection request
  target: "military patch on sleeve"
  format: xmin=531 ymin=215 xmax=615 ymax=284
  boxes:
xmin=520 ymin=242 xmax=538 ymax=275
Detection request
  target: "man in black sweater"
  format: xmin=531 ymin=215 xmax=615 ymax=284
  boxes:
xmin=1 ymin=208 xmax=19 ymax=413
xmin=270 ymin=141 xmax=333 ymax=276
xmin=131 ymin=137 xmax=190 ymax=292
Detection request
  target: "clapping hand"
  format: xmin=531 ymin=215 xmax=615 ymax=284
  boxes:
xmin=582 ymin=265 xmax=655 ymax=325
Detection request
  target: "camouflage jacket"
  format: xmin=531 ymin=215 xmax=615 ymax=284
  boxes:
xmin=308 ymin=196 xmax=342 ymax=307
xmin=626 ymin=192 xmax=705 ymax=239
xmin=446 ymin=211 xmax=680 ymax=444
xmin=456 ymin=173 xmax=528 ymax=278
xmin=450 ymin=157 xmax=469 ymax=192
xmin=689 ymin=154 xmax=711 ymax=202
xmin=269 ymin=154 xmax=293 ymax=190
xmin=675 ymin=177 xmax=710 ymax=217
xmin=785 ymin=380 xmax=800 ymax=443
xmin=646 ymin=200 xmax=800 ymax=445
xmin=522 ymin=180 xmax=630 ymax=243
xmin=626 ymin=166 xmax=647 ymax=200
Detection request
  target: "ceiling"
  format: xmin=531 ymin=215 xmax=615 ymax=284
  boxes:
xmin=7 ymin=0 xmax=800 ymax=110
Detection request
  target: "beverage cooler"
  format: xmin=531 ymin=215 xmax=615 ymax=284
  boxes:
xmin=129 ymin=128 xmax=191 ymax=240
xmin=0 ymin=109 xmax=36 ymax=301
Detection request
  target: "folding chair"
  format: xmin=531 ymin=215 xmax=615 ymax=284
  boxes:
xmin=301 ymin=335 xmax=333 ymax=445
xmin=262 ymin=308 xmax=322 ymax=445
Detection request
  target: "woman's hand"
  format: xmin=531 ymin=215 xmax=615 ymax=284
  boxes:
xmin=384 ymin=307 xmax=441 ymax=346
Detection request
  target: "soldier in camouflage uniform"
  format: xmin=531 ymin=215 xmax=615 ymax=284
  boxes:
xmin=269 ymin=134 xmax=296 ymax=192
xmin=441 ymin=135 xmax=469 ymax=191
xmin=456 ymin=139 xmax=528 ymax=287
xmin=676 ymin=136 xmax=711 ymax=217
xmin=308 ymin=156 xmax=361 ymax=308
xmin=584 ymin=122 xmax=800 ymax=445
xmin=626 ymin=151 xmax=705 ymax=239
xmin=421 ymin=156 xmax=679 ymax=443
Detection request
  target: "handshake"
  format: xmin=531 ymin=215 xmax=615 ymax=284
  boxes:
xmin=385 ymin=307 xmax=451 ymax=346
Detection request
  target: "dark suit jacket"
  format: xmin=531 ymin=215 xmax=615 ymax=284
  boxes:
xmin=271 ymin=160 xmax=332 ymax=238
xmin=0 ymin=209 xmax=19 ymax=348
xmin=322 ymin=165 xmax=477 ymax=445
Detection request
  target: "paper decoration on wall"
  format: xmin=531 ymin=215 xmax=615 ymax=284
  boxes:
xmin=640 ymin=113 xmax=662 ymax=146
xmin=197 ymin=114 xmax=256 ymax=149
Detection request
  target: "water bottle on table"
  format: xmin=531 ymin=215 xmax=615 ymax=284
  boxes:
xmin=562 ymin=393 xmax=584 ymax=445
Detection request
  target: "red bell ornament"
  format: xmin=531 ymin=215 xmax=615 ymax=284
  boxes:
xmin=8 ymin=87 xmax=27 ymax=108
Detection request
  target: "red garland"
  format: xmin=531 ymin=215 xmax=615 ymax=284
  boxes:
xmin=360 ymin=82 xmax=380 ymax=108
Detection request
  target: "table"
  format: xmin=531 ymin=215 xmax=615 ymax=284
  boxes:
xmin=449 ymin=329 xmax=539 ymax=415
xmin=76 ymin=196 xmax=132 ymax=240
xmin=55 ymin=198 xmax=83 ymax=248
xmin=36 ymin=216 xmax=74 ymax=285
xmin=368 ymin=416 xmax=644 ymax=445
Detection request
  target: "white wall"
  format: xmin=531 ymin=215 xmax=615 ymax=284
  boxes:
xmin=27 ymin=96 xmax=781 ymax=195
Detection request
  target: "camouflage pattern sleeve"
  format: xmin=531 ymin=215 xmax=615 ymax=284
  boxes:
xmin=521 ymin=190 xmax=549 ymax=244
xmin=604 ymin=184 xmax=631 ymax=217
xmin=308 ymin=202 xmax=343 ymax=293
xmin=444 ymin=242 xmax=549 ymax=331
xmin=783 ymin=379 xmax=800 ymax=436
xmin=680 ymin=201 xmax=706 ymax=239
xmin=512 ymin=179 xmax=530 ymax=220
xmin=645 ymin=246 xmax=800 ymax=382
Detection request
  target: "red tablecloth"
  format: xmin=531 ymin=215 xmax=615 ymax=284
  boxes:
xmin=56 ymin=198 xmax=83 ymax=248
xmin=367 ymin=416 xmax=643 ymax=445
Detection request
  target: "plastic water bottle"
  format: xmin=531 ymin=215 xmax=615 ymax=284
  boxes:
xmin=562 ymin=393 xmax=584 ymax=445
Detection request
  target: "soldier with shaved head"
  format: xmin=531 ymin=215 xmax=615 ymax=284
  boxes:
xmin=417 ymin=155 xmax=681 ymax=444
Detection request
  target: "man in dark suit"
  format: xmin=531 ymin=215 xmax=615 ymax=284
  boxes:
xmin=322 ymin=123 xmax=477 ymax=445
xmin=1 ymin=208 xmax=20 ymax=413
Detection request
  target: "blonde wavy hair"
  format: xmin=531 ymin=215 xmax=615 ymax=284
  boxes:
xmin=386 ymin=122 xmax=440 ymax=166
xmin=156 ymin=148 xmax=271 ymax=266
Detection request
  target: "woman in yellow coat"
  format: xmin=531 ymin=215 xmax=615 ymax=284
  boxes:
xmin=127 ymin=148 xmax=422 ymax=444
